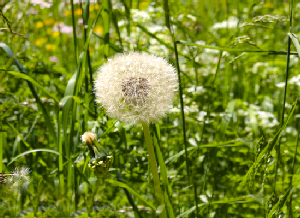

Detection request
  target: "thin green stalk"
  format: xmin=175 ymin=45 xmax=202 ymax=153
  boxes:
xmin=0 ymin=131 xmax=5 ymax=173
xmin=163 ymin=0 xmax=190 ymax=183
xmin=82 ymin=0 xmax=97 ymax=117
xmin=288 ymin=115 xmax=299 ymax=218
xmin=193 ymin=59 xmax=198 ymax=87
xmin=141 ymin=122 xmax=166 ymax=218
xmin=57 ymin=110 xmax=64 ymax=195
xmin=281 ymin=35 xmax=292 ymax=124
xmin=70 ymin=0 xmax=78 ymax=65
xmin=102 ymin=0 xmax=110 ymax=59
xmin=290 ymin=118 xmax=300 ymax=187
xmin=120 ymin=0 xmax=131 ymax=49
xmin=275 ymin=0 xmax=293 ymax=196
xmin=174 ymin=41 xmax=190 ymax=182
xmin=152 ymin=124 xmax=175 ymax=218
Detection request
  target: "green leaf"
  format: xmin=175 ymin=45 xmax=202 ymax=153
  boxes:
xmin=288 ymin=33 xmax=300 ymax=58
xmin=152 ymin=125 xmax=175 ymax=218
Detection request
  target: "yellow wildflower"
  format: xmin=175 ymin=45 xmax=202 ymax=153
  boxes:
xmin=93 ymin=26 xmax=103 ymax=35
xmin=46 ymin=29 xmax=52 ymax=35
xmin=36 ymin=21 xmax=44 ymax=28
xmin=139 ymin=1 xmax=150 ymax=10
xmin=46 ymin=44 xmax=56 ymax=51
xmin=35 ymin=38 xmax=47 ymax=46
xmin=89 ymin=46 xmax=95 ymax=52
xmin=64 ymin=10 xmax=71 ymax=16
xmin=52 ymin=32 xmax=60 ymax=37
xmin=43 ymin=18 xmax=55 ymax=26
xmin=74 ymin=8 xmax=82 ymax=16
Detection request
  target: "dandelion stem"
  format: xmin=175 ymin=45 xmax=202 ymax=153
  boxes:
xmin=142 ymin=122 xmax=167 ymax=217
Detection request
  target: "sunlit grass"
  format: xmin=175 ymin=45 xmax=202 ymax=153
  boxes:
xmin=1 ymin=0 xmax=300 ymax=217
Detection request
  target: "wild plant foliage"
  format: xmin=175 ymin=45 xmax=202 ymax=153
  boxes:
xmin=1 ymin=0 xmax=300 ymax=217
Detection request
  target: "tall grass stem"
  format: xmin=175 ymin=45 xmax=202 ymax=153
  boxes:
xmin=174 ymin=41 xmax=190 ymax=182
xmin=70 ymin=0 xmax=78 ymax=65
xmin=275 ymin=0 xmax=293 ymax=196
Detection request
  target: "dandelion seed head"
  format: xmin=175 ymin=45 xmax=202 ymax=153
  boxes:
xmin=94 ymin=52 xmax=178 ymax=124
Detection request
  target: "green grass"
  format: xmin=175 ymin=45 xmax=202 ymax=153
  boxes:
xmin=1 ymin=0 xmax=300 ymax=217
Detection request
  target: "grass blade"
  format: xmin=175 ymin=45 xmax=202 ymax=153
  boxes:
xmin=106 ymin=179 xmax=156 ymax=211
xmin=152 ymin=124 xmax=175 ymax=218
xmin=123 ymin=187 xmax=143 ymax=218
xmin=288 ymin=33 xmax=300 ymax=58
xmin=102 ymin=0 xmax=110 ymax=59
xmin=70 ymin=0 xmax=78 ymax=65
xmin=0 ymin=132 xmax=6 ymax=173
xmin=8 ymin=149 xmax=61 ymax=165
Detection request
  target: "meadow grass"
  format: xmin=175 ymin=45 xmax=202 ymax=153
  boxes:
xmin=1 ymin=0 xmax=300 ymax=217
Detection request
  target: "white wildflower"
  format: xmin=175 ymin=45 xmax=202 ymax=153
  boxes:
xmin=94 ymin=52 xmax=178 ymax=124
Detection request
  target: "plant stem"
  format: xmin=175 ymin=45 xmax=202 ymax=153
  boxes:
xmin=142 ymin=122 xmax=166 ymax=217
xmin=275 ymin=0 xmax=293 ymax=197
xmin=0 ymin=127 xmax=4 ymax=174
xmin=174 ymin=41 xmax=190 ymax=182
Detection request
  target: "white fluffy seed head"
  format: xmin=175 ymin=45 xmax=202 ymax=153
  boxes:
xmin=6 ymin=166 xmax=31 ymax=193
xmin=94 ymin=52 xmax=178 ymax=124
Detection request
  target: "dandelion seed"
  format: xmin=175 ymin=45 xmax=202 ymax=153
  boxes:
xmin=94 ymin=52 xmax=178 ymax=124
xmin=3 ymin=166 xmax=31 ymax=193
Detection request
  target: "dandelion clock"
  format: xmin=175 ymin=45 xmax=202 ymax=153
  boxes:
xmin=94 ymin=52 xmax=178 ymax=124
xmin=94 ymin=52 xmax=178 ymax=215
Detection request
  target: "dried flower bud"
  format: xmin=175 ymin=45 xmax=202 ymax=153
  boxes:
xmin=81 ymin=132 xmax=97 ymax=146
